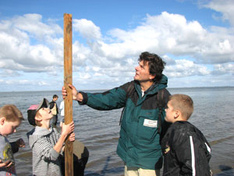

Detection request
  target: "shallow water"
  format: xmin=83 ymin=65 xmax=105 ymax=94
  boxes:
xmin=1 ymin=87 xmax=234 ymax=176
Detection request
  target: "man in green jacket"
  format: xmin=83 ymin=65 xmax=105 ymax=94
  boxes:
xmin=62 ymin=51 xmax=170 ymax=176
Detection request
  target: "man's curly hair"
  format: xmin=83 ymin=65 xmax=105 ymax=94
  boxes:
xmin=138 ymin=51 xmax=166 ymax=82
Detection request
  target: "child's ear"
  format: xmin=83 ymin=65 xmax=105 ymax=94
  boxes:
xmin=35 ymin=116 xmax=42 ymax=122
xmin=174 ymin=110 xmax=180 ymax=119
xmin=0 ymin=117 xmax=6 ymax=125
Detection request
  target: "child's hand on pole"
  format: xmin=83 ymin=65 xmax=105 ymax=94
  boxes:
xmin=69 ymin=132 xmax=75 ymax=142
xmin=61 ymin=121 xmax=74 ymax=137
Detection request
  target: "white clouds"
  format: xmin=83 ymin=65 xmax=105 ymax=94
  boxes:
xmin=218 ymin=39 xmax=232 ymax=52
xmin=0 ymin=78 xmax=49 ymax=86
xmin=12 ymin=14 xmax=63 ymax=40
xmin=103 ymin=10 xmax=233 ymax=65
xmin=73 ymin=19 xmax=102 ymax=40
xmin=212 ymin=63 xmax=234 ymax=75
xmin=204 ymin=0 xmax=234 ymax=26
xmin=0 ymin=14 xmax=64 ymax=72
xmin=0 ymin=0 xmax=234 ymax=91
xmin=165 ymin=59 xmax=210 ymax=78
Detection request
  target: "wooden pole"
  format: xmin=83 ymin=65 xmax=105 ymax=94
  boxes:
xmin=64 ymin=13 xmax=73 ymax=176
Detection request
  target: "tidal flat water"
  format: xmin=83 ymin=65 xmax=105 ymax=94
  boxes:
xmin=0 ymin=86 xmax=233 ymax=176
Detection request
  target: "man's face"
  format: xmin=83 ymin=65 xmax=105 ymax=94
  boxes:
xmin=134 ymin=61 xmax=154 ymax=82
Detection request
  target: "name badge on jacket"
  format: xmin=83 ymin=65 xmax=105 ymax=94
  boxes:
xmin=143 ymin=119 xmax=157 ymax=128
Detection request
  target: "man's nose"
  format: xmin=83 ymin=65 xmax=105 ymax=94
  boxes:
xmin=135 ymin=65 xmax=139 ymax=71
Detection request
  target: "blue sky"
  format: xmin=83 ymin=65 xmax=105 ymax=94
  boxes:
xmin=0 ymin=0 xmax=233 ymax=92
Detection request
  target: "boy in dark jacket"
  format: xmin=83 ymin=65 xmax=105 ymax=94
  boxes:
xmin=49 ymin=94 xmax=59 ymax=126
xmin=161 ymin=94 xmax=212 ymax=176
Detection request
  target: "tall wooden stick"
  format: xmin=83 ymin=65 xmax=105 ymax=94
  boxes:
xmin=64 ymin=13 xmax=73 ymax=176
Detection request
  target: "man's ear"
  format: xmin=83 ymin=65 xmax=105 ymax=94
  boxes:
xmin=0 ymin=117 xmax=6 ymax=125
xmin=149 ymin=74 xmax=156 ymax=81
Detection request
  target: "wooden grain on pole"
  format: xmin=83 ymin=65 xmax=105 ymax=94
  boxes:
xmin=64 ymin=13 xmax=73 ymax=176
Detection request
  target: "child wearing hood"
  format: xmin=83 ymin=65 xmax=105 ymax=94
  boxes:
xmin=27 ymin=98 xmax=75 ymax=176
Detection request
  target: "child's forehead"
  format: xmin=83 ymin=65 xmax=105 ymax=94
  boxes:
xmin=12 ymin=119 xmax=22 ymax=124
xmin=167 ymin=100 xmax=175 ymax=107
xmin=37 ymin=107 xmax=47 ymax=113
xmin=5 ymin=118 xmax=22 ymax=124
xmin=167 ymin=100 xmax=172 ymax=104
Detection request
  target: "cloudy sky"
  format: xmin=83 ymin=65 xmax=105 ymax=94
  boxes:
xmin=0 ymin=0 xmax=233 ymax=92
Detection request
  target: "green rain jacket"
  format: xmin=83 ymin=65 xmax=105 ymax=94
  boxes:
xmin=79 ymin=75 xmax=170 ymax=170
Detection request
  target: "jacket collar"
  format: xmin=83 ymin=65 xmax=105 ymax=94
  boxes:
xmin=134 ymin=74 xmax=168 ymax=96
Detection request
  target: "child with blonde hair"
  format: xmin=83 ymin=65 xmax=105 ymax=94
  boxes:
xmin=0 ymin=104 xmax=25 ymax=175
xmin=161 ymin=94 xmax=212 ymax=176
